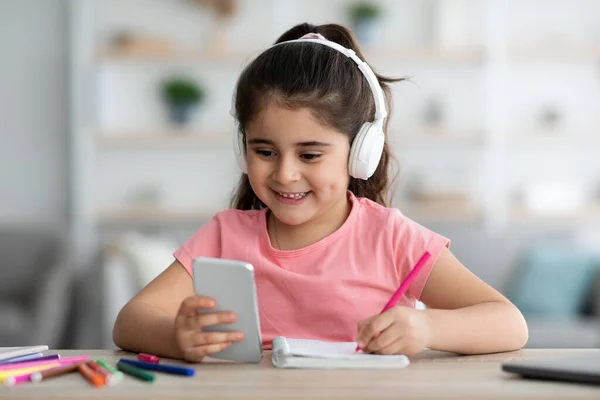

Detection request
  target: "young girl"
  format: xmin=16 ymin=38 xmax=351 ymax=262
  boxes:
xmin=113 ymin=23 xmax=528 ymax=362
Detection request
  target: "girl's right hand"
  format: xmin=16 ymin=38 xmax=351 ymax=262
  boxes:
xmin=174 ymin=296 xmax=245 ymax=362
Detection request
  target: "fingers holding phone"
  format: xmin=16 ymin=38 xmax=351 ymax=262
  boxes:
xmin=175 ymin=295 xmax=245 ymax=362
xmin=191 ymin=257 xmax=263 ymax=363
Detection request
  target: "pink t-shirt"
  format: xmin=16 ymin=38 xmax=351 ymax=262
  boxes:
xmin=174 ymin=191 xmax=450 ymax=348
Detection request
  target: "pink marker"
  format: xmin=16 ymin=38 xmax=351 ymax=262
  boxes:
xmin=4 ymin=373 xmax=33 ymax=387
xmin=137 ymin=353 xmax=159 ymax=364
xmin=3 ymin=357 xmax=89 ymax=387
xmin=0 ymin=356 xmax=89 ymax=372
xmin=356 ymin=251 xmax=432 ymax=352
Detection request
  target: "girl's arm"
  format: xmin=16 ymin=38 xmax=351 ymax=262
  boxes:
xmin=112 ymin=260 xmax=194 ymax=358
xmin=420 ymin=248 xmax=529 ymax=354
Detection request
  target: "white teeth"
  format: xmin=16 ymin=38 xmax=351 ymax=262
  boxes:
xmin=278 ymin=192 xmax=307 ymax=199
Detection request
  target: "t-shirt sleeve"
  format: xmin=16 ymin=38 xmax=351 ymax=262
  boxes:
xmin=390 ymin=209 xmax=450 ymax=301
xmin=173 ymin=216 xmax=221 ymax=276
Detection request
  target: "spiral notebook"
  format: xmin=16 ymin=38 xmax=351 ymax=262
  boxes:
xmin=271 ymin=336 xmax=410 ymax=369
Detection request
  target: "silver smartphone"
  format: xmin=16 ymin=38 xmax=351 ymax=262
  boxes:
xmin=192 ymin=257 xmax=263 ymax=363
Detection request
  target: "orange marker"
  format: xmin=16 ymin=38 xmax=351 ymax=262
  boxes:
xmin=86 ymin=360 xmax=114 ymax=386
xmin=77 ymin=362 xmax=104 ymax=388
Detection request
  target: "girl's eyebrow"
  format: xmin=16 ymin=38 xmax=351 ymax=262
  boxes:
xmin=296 ymin=141 xmax=332 ymax=147
xmin=247 ymin=138 xmax=332 ymax=147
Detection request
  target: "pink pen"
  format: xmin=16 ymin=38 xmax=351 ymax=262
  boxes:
xmin=356 ymin=251 xmax=432 ymax=352
xmin=137 ymin=353 xmax=159 ymax=364
xmin=0 ymin=356 xmax=89 ymax=372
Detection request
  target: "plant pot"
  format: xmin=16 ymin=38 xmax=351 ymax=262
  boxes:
xmin=353 ymin=17 xmax=380 ymax=44
xmin=168 ymin=102 xmax=196 ymax=125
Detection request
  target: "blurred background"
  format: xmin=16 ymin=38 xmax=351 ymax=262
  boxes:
xmin=1 ymin=0 xmax=600 ymax=350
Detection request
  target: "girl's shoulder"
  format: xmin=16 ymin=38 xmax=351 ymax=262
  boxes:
xmin=351 ymin=194 xmax=439 ymax=238
xmin=210 ymin=208 xmax=265 ymax=229
xmin=352 ymin=194 xmax=402 ymax=224
xmin=174 ymin=208 xmax=266 ymax=266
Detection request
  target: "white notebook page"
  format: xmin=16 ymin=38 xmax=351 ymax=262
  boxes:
xmin=285 ymin=338 xmax=408 ymax=360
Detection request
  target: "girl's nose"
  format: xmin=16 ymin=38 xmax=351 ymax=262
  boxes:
xmin=273 ymin=156 xmax=301 ymax=184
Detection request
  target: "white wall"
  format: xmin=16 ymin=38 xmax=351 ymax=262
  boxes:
xmin=0 ymin=0 xmax=69 ymax=225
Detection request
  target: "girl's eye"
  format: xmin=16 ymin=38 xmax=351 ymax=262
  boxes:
xmin=300 ymin=153 xmax=322 ymax=161
xmin=255 ymin=149 xmax=276 ymax=157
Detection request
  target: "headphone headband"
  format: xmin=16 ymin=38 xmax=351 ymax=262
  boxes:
xmin=232 ymin=35 xmax=388 ymax=180
xmin=269 ymin=38 xmax=387 ymax=125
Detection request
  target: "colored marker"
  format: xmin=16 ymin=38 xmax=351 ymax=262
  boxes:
xmin=118 ymin=359 xmax=195 ymax=376
xmin=30 ymin=363 xmax=81 ymax=383
xmin=96 ymin=359 xmax=124 ymax=382
xmin=0 ymin=364 xmax=62 ymax=381
xmin=117 ymin=361 xmax=155 ymax=382
xmin=1 ymin=354 xmax=60 ymax=365
xmin=0 ymin=355 xmax=88 ymax=372
xmin=0 ymin=353 xmax=44 ymax=364
xmin=4 ymin=373 xmax=33 ymax=387
xmin=138 ymin=353 xmax=159 ymax=364
xmin=86 ymin=361 xmax=114 ymax=386
xmin=77 ymin=362 xmax=104 ymax=388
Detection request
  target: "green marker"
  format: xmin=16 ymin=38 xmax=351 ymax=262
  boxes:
xmin=117 ymin=361 xmax=155 ymax=382
xmin=96 ymin=359 xmax=124 ymax=382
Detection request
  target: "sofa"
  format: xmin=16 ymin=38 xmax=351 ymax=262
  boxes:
xmin=0 ymin=226 xmax=78 ymax=348
xmin=428 ymin=222 xmax=600 ymax=348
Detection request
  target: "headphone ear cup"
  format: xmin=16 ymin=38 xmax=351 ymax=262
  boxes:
xmin=348 ymin=122 xmax=384 ymax=180
xmin=233 ymin=127 xmax=248 ymax=174
xmin=348 ymin=123 xmax=370 ymax=179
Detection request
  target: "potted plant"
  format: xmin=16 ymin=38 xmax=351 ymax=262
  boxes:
xmin=160 ymin=76 xmax=205 ymax=125
xmin=348 ymin=2 xmax=383 ymax=44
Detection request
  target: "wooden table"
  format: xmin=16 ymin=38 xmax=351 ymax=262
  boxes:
xmin=1 ymin=349 xmax=599 ymax=399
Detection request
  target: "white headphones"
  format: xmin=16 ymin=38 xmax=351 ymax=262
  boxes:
xmin=232 ymin=36 xmax=387 ymax=180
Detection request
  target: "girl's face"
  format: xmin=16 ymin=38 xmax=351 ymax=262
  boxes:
xmin=245 ymin=101 xmax=351 ymax=227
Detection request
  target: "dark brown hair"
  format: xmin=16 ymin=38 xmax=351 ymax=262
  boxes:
xmin=230 ymin=23 xmax=406 ymax=210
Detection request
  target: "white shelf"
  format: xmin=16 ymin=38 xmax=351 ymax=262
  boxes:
xmin=395 ymin=201 xmax=483 ymax=223
xmin=506 ymin=132 xmax=600 ymax=148
xmin=393 ymin=127 xmax=486 ymax=146
xmin=97 ymin=207 xmax=218 ymax=226
xmin=508 ymin=44 xmax=600 ymax=63
xmin=363 ymin=46 xmax=485 ymax=63
xmin=69 ymin=0 xmax=600 ymax=241
xmin=94 ymin=45 xmax=485 ymax=66
xmin=96 ymin=201 xmax=483 ymax=226
xmin=95 ymin=129 xmax=232 ymax=148
xmin=94 ymin=48 xmax=260 ymax=65
xmin=509 ymin=203 xmax=600 ymax=224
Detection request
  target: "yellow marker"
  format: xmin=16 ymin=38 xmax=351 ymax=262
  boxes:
xmin=0 ymin=363 xmax=61 ymax=382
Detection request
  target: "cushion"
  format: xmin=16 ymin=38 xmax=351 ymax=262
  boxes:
xmin=507 ymin=243 xmax=599 ymax=318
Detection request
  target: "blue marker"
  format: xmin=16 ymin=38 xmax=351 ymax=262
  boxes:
xmin=118 ymin=359 xmax=195 ymax=376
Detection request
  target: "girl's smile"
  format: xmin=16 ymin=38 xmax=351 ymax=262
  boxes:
xmin=244 ymin=101 xmax=351 ymax=248
xmin=273 ymin=189 xmax=311 ymax=204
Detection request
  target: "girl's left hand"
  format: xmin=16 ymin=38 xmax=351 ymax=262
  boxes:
xmin=356 ymin=306 xmax=432 ymax=356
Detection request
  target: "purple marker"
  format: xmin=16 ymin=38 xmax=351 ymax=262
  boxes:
xmin=0 ymin=354 xmax=60 ymax=365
